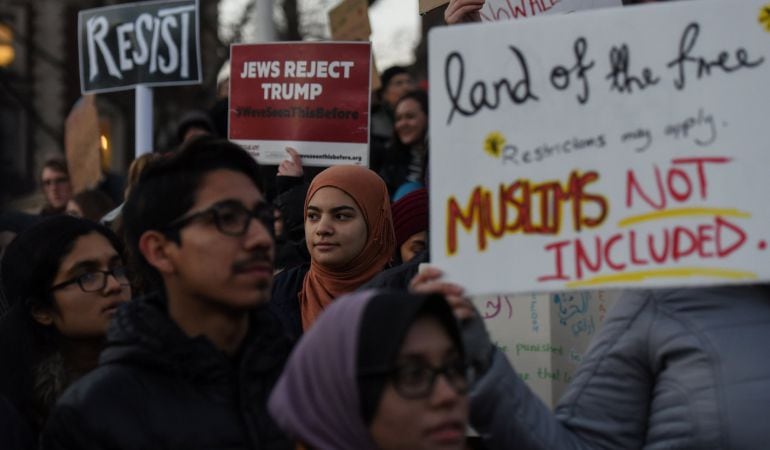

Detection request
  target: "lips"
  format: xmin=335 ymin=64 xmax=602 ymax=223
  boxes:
xmin=398 ymin=131 xmax=421 ymax=146
xmin=425 ymin=419 xmax=465 ymax=446
xmin=102 ymin=300 xmax=126 ymax=315
xmin=313 ymin=242 xmax=338 ymax=250
xmin=397 ymin=128 xmax=415 ymax=139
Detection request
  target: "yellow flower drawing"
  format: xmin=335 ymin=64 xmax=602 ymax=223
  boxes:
xmin=484 ymin=131 xmax=506 ymax=158
xmin=760 ymin=4 xmax=770 ymax=32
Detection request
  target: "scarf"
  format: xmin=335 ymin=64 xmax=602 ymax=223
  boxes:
xmin=300 ymin=166 xmax=395 ymax=330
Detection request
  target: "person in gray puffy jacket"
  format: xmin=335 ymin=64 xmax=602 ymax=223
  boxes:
xmin=466 ymin=284 xmax=770 ymax=449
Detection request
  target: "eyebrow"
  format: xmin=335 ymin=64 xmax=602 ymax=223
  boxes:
xmin=307 ymin=205 xmax=357 ymax=213
xmin=205 ymin=198 xmax=266 ymax=211
xmin=64 ymin=254 xmax=122 ymax=277
xmin=397 ymin=347 xmax=460 ymax=361
xmin=207 ymin=199 xmax=242 ymax=209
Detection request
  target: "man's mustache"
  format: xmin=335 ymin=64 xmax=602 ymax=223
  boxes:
xmin=232 ymin=249 xmax=273 ymax=272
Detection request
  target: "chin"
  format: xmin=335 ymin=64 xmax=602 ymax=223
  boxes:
xmin=245 ymin=288 xmax=271 ymax=306
xmin=314 ymin=258 xmax=346 ymax=271
xmin=312 ymin=254 xmax=338 ymax=268
xmin=217 ymin=289 xmax=271 ymax=311
xmin=252 ymin=290 xmax=271 ymax=306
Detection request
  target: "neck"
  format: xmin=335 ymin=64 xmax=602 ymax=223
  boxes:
xmin=59 ymin=337 xmax=104 ymax=377
xmin=165 ymin=284 xmax=250 ymax=356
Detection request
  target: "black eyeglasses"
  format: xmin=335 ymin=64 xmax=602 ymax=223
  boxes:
xmin=165 ymin=200 xmax=275 ymax=237
xmin=362 ymin=358 xmax=471 ymax=399
xmin=50 ymin=267 xmax=130 ymax=293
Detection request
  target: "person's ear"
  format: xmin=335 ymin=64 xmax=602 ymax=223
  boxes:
xmin=139 ymin=231 xmax=177 ymax=275
xmin=31 ymin=306 xmax=54 ymax=326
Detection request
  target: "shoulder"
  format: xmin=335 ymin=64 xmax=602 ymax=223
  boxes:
xmin=55 ymin=364 xmax=149 ymax=414
xmin=611 ymin=285 xmax=770 ymax=332
xmin=272 ymin=264 xmax=309 ymax=297
xmin=43 ymin=364 xmax=152 ymax=448
xmin=360 ymin=256 xmax=423 ymax=291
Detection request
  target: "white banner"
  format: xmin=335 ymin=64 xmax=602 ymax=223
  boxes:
xmin=429 ymin=0 xmax=770 ymax=295
xmin=480 ymin=0 xmax=622 ymax=22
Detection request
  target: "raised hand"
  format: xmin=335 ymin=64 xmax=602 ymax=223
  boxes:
xmin=445 ymin=0 xmax=485 ymax=25
xmin=277 ymin=147 xmax=304 ymax=177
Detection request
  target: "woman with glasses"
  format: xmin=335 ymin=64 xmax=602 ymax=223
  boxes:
xmin=271 ymin=165 xmax=396 ymax=337
xmin=269 ymin=290 xmax=469 ymax=450
xmin=0 ymin=215 xmax=130 ymax=442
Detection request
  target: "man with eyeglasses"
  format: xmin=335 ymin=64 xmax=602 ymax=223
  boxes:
xmin=42 ymin=137 xmax=294 ymax=450
xmin=39 ymin=159 xmax=73 ymax=216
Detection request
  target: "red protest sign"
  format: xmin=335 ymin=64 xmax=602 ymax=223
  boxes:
xmin=229 ymin=42 xmax=371 ymax=167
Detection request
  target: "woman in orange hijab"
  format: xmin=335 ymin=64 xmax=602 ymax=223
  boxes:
xmin=271 ymin=165 xmax=396 ymax=337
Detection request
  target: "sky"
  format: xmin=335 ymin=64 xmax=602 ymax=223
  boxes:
xmin=220 ymin=0 xmax=421 ymax=70
xmin=369 ymin=0 xmax=420 ymax=68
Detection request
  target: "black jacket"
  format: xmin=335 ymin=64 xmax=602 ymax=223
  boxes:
xmin=41 ymin=293 xmax=294 ymax=450
xmin=377 ymin=139 xmax=428 ymax=197
xmin=359 ymin=249 xmax=428 ymax=292
xmin=270 ymin=264 xmax=309 ymax=341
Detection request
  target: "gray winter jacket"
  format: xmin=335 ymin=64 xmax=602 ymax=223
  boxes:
xmin=470 ymin=285 xmax=770 ymax=449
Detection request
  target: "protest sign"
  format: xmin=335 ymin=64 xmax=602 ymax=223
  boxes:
xmin=329 ymin=0 xmax=371 ymax=40
xmin=429 ymin=0 xmax=770 ymax=296
xmin=229 ymin=42 xmax=371 ymax=167
xmin=473 ymin=289 xmax=618 ymax=406
xmin=65 ymin=95 xmax=103 ymax=193
xmin=328 ymin=0 xmax=380 ymax=91
xmin=328 ymin=0 xmax=381 ymax=91
xmin=480 ymin=0 xmax=621 ymax=21
xmin=78 ymin=0 xmax=200 ymax=94
xmin=419 ymin=0 xmax=448 ymax=15
xmin=419 ymin=0 xmax=620 ymax=18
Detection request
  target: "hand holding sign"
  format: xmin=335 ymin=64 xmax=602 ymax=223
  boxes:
xmin=445 ymin=0 xmax=484 ymax=24
xmin=410 ymin=265 xmax=473 ymax=320
xmin=277 ymin=147 xmax=304 ymax=177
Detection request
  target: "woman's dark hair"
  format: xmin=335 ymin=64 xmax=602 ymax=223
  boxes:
xmin=0 ymin=215 xmax=124 ymax=314
xmin=0 ymin=215 xmax=124 ymax=432
xmin=39 ymin=159 xmax=70 ymax=182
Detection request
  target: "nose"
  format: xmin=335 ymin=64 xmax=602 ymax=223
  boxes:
xmin=314 ymin=214 xmax=333 ymax=236
xmin=103 ymin=271 xmax=125 ymax=295
xmin=243 ymin=216 xmax=274 ymax=250
xmin=429 ymin=374 xmax=462 ymax=408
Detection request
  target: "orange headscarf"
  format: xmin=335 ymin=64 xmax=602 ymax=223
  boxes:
xmin=300 ymin=166 xmax=396 ymax=330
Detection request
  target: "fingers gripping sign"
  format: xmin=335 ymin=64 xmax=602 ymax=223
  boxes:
xmin=409 ymin=265 xmax=474 ymax=320
xmin=277 ymin=147 xmax=304 ymax=177
xmin=444 ymin=0 xmax=485 ymax=25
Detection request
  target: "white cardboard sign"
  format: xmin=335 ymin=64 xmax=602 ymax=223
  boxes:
xmin=429 ymin=0 xmax=770 ymax=296
xmin=473 ymin=289 xmax=618 ymax=407
xmin=480 ymin=0 xmax=621 ymax=22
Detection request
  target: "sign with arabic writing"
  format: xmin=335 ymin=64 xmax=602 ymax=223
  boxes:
xmin=429 ymin=0 xmax=770 ymax=295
